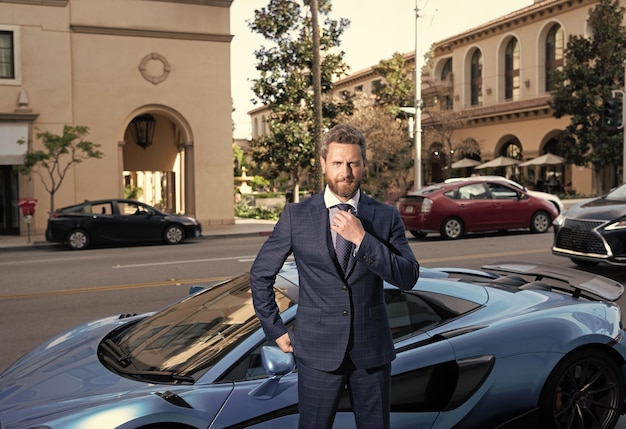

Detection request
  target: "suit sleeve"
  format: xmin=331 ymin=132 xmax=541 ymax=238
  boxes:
xmin=250 ymin=204 xmax=294 ymax=341
xmin=356 ymin=206 xmax=419 ymax=290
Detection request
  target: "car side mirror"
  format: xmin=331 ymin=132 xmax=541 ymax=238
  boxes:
xmin=248 ymin=346 xmax=295 ymax=400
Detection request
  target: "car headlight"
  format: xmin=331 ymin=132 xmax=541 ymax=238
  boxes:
xmin=605 ymin=219 xmax=626 ymax=230
xmin=553 ymin=212 xmax=565 ymax=227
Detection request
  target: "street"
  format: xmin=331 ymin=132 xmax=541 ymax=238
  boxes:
xmin=2 ymin=231 xmax=626 ymax=427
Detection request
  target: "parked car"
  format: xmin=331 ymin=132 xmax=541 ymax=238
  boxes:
xmin=445 ymin=176 xmax=564 ymax=213
xmin=45 ymin=198 xmax=202 ymax=250
xmin=552 ymin=183 xmax=626 ymax=266
xmin=1 ymin=261 xmax=625 ymax=429
xmin=398 ymin=179 xmax=558 ymax=239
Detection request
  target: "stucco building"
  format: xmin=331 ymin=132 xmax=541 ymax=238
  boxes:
xmin=250 ymin=0 xmax=611 ymax=198
xmin=0 ymin=0 xmax=234 ymax=237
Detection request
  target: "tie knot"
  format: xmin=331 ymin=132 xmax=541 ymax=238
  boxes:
xmin=335 ymin=203 xmax=352 ymax=212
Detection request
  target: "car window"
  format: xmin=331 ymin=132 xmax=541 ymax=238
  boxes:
xmin=454 ymin=183 xmax=488 ymax=200
xmin=607 ymin=184 xmax=626 ymax=200
xmin=487 ymin=183 xmax=518 ymax=199
xmin=118 ymin=201 xmax=151 ymax=216
xmin=91 ymin=202 xmax=112 ymax=215
xmin=105 ymin=274 xmax=297 ymax=379
xmin=385 ymin=289 xmax=481 ymax=341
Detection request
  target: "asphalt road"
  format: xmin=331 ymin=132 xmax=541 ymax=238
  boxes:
xmin=1 ymin=231 xmax=626 ymax=427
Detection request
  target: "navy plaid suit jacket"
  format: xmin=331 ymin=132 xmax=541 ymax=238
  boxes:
xmin=251 ymin=192 xmax=419 ymax=372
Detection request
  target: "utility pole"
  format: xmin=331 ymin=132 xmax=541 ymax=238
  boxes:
xmin=623 ymin=60 xmax=626 ymax=183
xmin=413 ymin=0 xmax=423 ymax=190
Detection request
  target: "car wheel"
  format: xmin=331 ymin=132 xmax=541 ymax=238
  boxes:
xmin=570 ymin=257 xmax=600 ymax=267
xmin=409 ymin=230 xmax=427 ymax=238
xmin=164 ymin=224 xmax=185 ymax=244
xmin=66 ymin=229 xmax=89 ymax=250
xmin=530 ymin=211 xmax=551 ymax=233
xmin=538 ymin=348 xmax=623 ymax=429
xmin=440 ymin=217 xmax=463 ymax=240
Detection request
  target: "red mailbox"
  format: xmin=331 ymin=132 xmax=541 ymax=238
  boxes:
xmin=18 ymin=198 xmax=37 ymax=217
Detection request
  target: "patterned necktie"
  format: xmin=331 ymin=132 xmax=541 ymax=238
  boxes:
xmin=334 ymin=204 xmax=353 ymax=273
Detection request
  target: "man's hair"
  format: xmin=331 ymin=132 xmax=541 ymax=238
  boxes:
xmin=320 ymin=124 xmax=367 ymax=160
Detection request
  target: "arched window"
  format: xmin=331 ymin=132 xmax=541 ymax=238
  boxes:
xmin=503 ymin=140 xmax=522 ymax=160
xmin=441 ymin=58 xmax=453 ymax=109
xmin=441 ymin=58 xmax=452 ymax=81
xmin=505 ymin=38 xmax=520 ymax=100
xmin=545 ymin=24 xmax=564 ymax=92
xmin=471 ymin=50 xmax=483 ymax=106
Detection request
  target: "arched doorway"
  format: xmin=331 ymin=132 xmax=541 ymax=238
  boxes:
xmin=122 ymin=108 xmax=194 ymax=215
xmin=495 ymin=136 xmax=523 ymax=182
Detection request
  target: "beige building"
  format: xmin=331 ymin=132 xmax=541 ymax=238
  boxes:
xmin=250 ymin=0 xmax=610 ymax=197
xmin=0 ymin=0 xmax=234 ymax=237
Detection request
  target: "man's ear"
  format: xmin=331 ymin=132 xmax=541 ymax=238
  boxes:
xmin=319 ymin=156 xmax=326 ymax=174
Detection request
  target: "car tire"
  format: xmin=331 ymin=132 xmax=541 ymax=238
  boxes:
xmin=66 ymin=229 xmax=89 ymax=250
xmin=538 ymin=348 xmax=623 ymax=429
xmin=164 ymin=224 xmax=185 ymax=244
xmin=409 ymin=230 xmax=427 ymax=239
xmin=530 ymin=211 xmax=551 ymax=233
xmin=570 ymin=257 xmax=599 ymax=267
xmin=440 ymin=217 xmax=463 ymax=240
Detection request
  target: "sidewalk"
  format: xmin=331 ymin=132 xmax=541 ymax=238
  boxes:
xmin=0 ymin=218 xmax=277 ymax=251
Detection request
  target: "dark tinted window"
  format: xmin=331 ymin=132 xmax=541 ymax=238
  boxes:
xmin=385 ymin=289 xmax=481 ymax=340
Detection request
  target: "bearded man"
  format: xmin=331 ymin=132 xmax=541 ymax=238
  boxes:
xmin=250 ymin=124 xmax=420 ymax=429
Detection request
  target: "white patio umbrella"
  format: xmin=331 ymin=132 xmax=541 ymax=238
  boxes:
xmin=451 ymin=158 xmax=482 ymax=168
xmin=474 ymin=156 xmax=520 ymax=169
xmin=519 ymin=153 xmax=565 ymax=167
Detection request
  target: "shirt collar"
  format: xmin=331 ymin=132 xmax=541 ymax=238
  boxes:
xmin=324 ymin=186 xmax=360 ymax=210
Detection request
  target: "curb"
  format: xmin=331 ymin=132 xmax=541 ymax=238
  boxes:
xmin=0 ymin=228 xmax=275 ymax=252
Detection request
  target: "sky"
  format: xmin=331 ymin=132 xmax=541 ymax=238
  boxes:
xmin=230 ymin=0 xmax=533 ymax=139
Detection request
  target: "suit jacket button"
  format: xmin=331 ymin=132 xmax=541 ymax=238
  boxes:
xmin=342 ymin=286 xmax=347 ymax=291
xmin=343 ymin=310 xmax=348 ymax=316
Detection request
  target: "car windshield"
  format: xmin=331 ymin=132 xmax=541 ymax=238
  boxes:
xmin=606 ymin=184 xmax=626 ymax=200
xmin=101 ymin=273 xmax=296 ymax=379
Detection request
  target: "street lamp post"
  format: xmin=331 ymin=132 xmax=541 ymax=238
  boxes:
xmin=413 ymin=0 xmax=423 ymax=190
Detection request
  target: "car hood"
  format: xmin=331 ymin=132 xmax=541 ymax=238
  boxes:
xmin=565 ymin=197 xmax=626 ymax=221
xmin=0 ymin=315 xmax=148 ymax=416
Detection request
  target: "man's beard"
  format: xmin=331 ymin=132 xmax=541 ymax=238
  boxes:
xmin=327 ymin=176 xmax=361 ymax=199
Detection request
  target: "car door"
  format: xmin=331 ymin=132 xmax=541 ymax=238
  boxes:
xmin=485 ymin=182 xmax=529 ymax=228
xmin=84 ymin=201 xmax=119 ymax=242
xmin=450 ymin=183 xmax=495 ymax=231
xmin=115 ymin=201 xmax=164 ymax=242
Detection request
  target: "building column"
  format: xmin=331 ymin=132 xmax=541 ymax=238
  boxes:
xmin=183 ymin=142 xmax=195 ymax=216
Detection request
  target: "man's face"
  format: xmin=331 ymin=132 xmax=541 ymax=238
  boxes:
xmin=320 ymin=142 xmax=366 ymax=200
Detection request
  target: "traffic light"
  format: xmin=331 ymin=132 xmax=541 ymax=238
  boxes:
xmin=603 ymin=97 xmax=623 ymax=131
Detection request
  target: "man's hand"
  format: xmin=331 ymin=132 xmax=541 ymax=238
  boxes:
xmin=331 ymin=210 xmax=365 ymax=246
xmin=275 ymin=332 xmax=294 ymax=353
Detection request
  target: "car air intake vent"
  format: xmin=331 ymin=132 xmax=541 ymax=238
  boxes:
xmin=118 ymin=313 xmax=137 ymax=319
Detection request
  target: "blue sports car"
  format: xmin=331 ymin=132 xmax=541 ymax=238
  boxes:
xmin=1 ymin=262 xmax=626 ymax=429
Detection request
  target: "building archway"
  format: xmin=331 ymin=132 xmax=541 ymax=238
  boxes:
xmin=120 ymin=106 xmax=195 ymax=215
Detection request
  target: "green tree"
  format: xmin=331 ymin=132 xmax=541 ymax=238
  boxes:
xmin=249 ymin=0 xmax=352 ymax=201
xmin=372 ymin=51 xmax=415 ymax=115
xmin=15 ymin=125 xmax=103 ymax=215
xmin=339 ymin=93 xmax=413 ymax=202
xmin=550 ymin=0 xmax=626 ymax=193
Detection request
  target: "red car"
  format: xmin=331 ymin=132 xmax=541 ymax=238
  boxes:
xmin=397 ymin=179 xmax=558 ymax=239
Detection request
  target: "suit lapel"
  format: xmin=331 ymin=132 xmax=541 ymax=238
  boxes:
xmin=309 ymin=196 xmax=336 ymax=263
xmin=345 ymin=194 xmax=375 ymax=277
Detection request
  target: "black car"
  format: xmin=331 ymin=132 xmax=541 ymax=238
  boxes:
xmin=552 ymin=184 xmax=626 ymax=266
xmin=45 ymin=199 xmax=202 ymax=250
